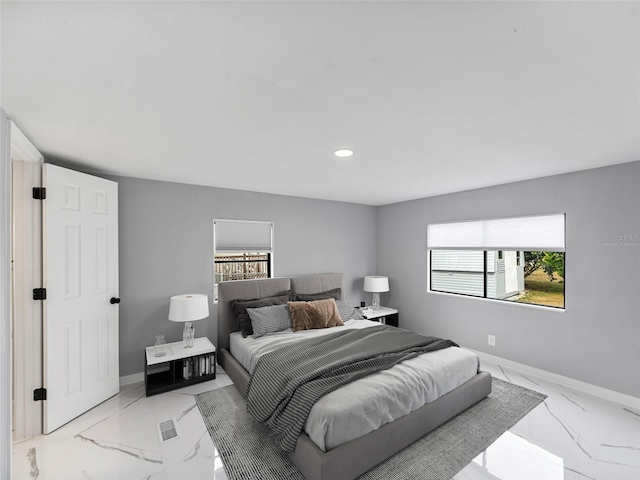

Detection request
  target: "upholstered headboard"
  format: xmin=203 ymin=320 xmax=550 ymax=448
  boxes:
xmin=290 ymin=273 xmax=345 ymax=300
xmin=216 ymin=273 xmax=345 ymax=351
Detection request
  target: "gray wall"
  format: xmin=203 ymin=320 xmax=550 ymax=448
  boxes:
xmin=377 ymin=161 xmax=640 ymax=398
xmin=106 ymin=176 xmax=377 ymax=377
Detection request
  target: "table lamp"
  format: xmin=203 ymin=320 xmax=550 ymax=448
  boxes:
xmin=169 ymin=294 xmax=209 ymax=348
xmin=363 ymin=276 xmax=389 ymax=311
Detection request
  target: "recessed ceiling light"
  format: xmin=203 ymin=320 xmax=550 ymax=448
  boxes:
xmin=333 ymin=148 xmax=354 ymax=158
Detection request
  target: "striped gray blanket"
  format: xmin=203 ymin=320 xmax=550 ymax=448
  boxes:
xmin=246 ymin=325 xmax=458 ymax=452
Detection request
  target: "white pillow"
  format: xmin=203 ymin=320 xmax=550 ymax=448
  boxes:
xmin=335 ymin=300 xmax=365 ymax=321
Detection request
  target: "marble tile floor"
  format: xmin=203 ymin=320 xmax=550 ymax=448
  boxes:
xmin=11 ymin=372 xmax=234 ymax=480
xmin=454 ymin=360 xmax=640 ymax=480
xmin=11 ymin=359 xmax=640 ymax=480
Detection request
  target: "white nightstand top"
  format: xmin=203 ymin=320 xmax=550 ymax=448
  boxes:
xmin=145 ymin=337 xmax=215 ymax=366
xmin=361 ymin=306 xmax=398 ymax=320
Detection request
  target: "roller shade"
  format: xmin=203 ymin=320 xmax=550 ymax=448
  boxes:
xmin=214 ymin=219 xmax=273 ymax=252
xmin=428 ymin=214 xmax=565 ymax=252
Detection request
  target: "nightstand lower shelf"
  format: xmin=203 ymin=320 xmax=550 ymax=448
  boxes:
xmin=145 ymin=337 xmax=216 ymax=396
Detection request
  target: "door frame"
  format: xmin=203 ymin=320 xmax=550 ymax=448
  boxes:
xmin=1 ymin=108 xmax=13 ymax=480
xmin=11 ymin=122 xmax=44 ymax=441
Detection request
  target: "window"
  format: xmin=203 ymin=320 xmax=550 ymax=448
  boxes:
xmin=427 ymin=214 xmax=565 ymax=309
xmin=213 ymin=219 xmax=274 ymax=301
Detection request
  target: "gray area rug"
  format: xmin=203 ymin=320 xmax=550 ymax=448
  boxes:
xmin=195 ymin=377 xmax=546 ymax=480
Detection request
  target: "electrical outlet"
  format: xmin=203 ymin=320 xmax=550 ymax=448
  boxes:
xmin=488 ymin=334 xmax=496 ymax=347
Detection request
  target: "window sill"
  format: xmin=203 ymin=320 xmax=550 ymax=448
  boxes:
xmin=427 ymin=289 xmax=566 ymax=312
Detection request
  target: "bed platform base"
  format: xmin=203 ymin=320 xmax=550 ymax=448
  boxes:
xmin=218 ymin=348 xmax=492 ymax=480
xmin=216 ymin=274 xmax=492 ymax=480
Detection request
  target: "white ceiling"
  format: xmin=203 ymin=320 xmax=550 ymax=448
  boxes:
xmin=2 ymin=1 xmax=639 ymax=206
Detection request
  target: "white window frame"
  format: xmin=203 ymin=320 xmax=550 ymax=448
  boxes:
xmin=427 ymin=214 xmax=566 ymax=310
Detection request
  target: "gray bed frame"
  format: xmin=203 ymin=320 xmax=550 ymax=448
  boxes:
xmin=217 ymin=273 xmax=492 ymax=480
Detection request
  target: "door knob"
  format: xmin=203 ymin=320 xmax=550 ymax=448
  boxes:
xmin=110 ymin=297 xmax=121 ymax=304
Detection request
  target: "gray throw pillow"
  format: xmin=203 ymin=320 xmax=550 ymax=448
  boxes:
xmin=247 ymin=304 xmax=292 ymax=338
xmin=231 ymin=293 xmax=290 ymax=337
xmin=230 ymin=293 xmax=290 ymax=317
xmin=237 ymin=313 xmax=253 ymax=338
xmin=295 ymin=288 xmax=342 ymax=302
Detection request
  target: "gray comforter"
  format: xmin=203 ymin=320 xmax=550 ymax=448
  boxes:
xmin=246 ymin=325 xmax=458 ymax=452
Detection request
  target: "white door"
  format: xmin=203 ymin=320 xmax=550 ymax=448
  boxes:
xmin=43 ymin=164 xmax=119 ymax=433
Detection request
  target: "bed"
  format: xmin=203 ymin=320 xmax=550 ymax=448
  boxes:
xmin=217 ymin=273 xmax=492 ymax=480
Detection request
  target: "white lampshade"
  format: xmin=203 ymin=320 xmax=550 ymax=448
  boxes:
xmin=168 ymin=294 xmax=209 ymax=322
xmin=363 ymin=276 xmax=389 ymax=293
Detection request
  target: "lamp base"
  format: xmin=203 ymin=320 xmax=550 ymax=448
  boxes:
xmin=372 ymin=292 xmax=381 ymax=310
xmin=183 ymin=321 xmax=195 ymax=348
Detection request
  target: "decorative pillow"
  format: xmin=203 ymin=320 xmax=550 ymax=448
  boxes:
xmin=294 ymin=287 xmax=342 ymax=302
xmin=335 ymin=300 xmax=365 ymax=322
xmin=237 ymin=313 xmax=253 ymax=338
xmin=247 ymin=304 xmax=292 ymax=338
xmin=288 ymin=298 xmax=344 ymax=332
xmin=231 ymin=293 xmax=290 ymax=337
xmin=231 ymin=293 xmax=289 ymax=316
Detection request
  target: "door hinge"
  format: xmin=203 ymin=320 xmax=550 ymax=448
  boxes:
xmin=33 ymin=288 xmax=47 ymax=300
xmin=32 ymin=187 xmax=46 ymax=200
xmin=33 ymin=388 xmax=47 ymax=401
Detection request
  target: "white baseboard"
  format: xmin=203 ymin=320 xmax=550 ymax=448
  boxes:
xmin=119 ymin=372 xmax=144 ymax=387
xmin=467 ymin=348 xmax=640 ymax=411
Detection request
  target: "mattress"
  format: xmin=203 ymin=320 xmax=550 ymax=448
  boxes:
xmin=230 ymin=320 xmax=480 ymax=452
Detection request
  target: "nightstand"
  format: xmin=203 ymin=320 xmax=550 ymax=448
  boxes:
xmin=361 ymin=306 xmax=399 ymax=327
xmin=145 ymin=337 xmax=216 ymax=396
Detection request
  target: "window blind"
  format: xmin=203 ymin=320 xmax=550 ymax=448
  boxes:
xmin=427 ymin=214 xmax=565 ymax=251
xmin=214 ymin=219 xmax=273 ymax=252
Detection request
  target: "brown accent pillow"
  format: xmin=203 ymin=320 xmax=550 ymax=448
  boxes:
xmin=288 ymin=298 xmax=344 ymax=332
